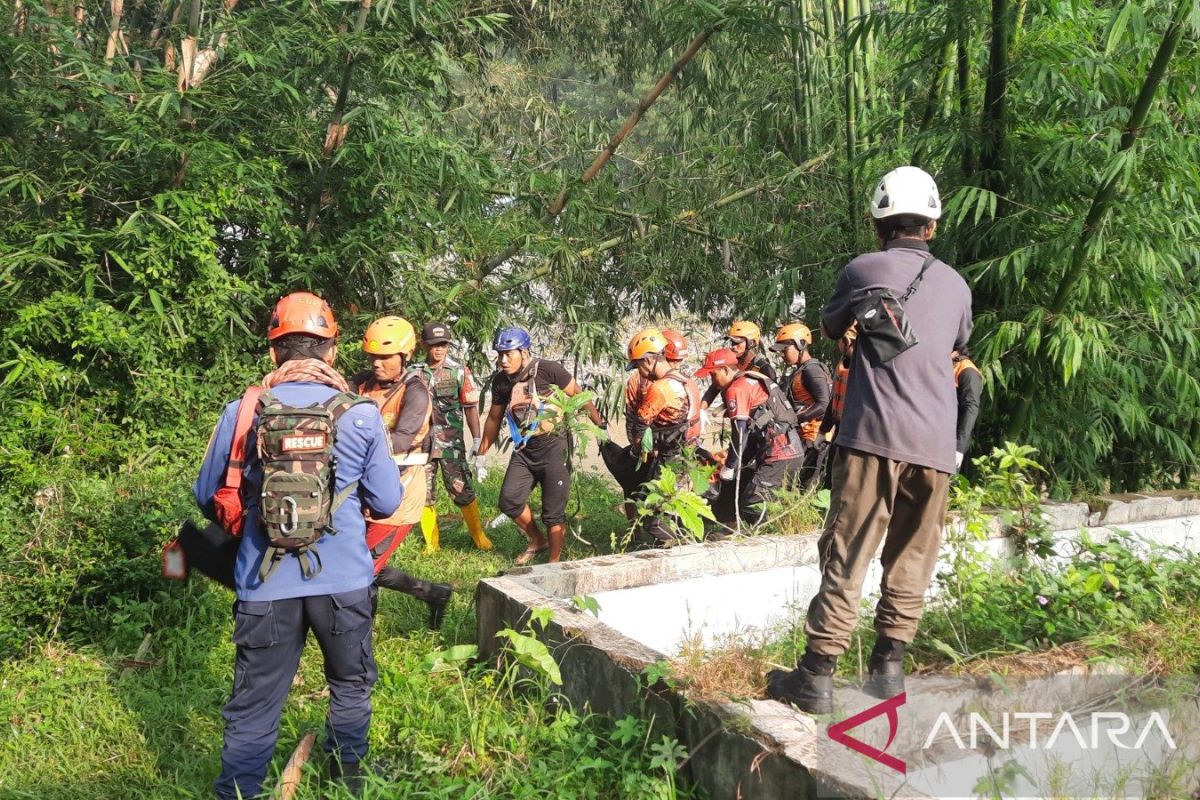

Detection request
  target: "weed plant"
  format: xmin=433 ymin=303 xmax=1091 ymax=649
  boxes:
xmin=0 ymin=446 xmax=697 ymax=798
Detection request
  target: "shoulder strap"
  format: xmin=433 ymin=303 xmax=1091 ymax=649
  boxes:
xmin=900 ymin=253 xmax=937 ymax=302
xmin=224 ymin=386 xmax=263 ymax=490
xmin=323 ymin=391 xmax=371 ymax=419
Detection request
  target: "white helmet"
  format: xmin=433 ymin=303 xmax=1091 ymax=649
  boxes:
xmin=870 ymin=166 xmax=941 ymax=220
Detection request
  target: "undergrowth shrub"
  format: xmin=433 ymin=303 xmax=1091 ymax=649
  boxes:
xmin=0 ymin=457 xmax=198 ymax=658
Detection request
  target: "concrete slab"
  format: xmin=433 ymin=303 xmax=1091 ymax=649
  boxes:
xmin=476 ymin=496 xmax=1200 ymax=799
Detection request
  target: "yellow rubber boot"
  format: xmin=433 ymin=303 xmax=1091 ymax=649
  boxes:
xmin=420 ymin=506 xmax=440 ymax=555
xmin=461 ymin=499 xmax=493 ymax=551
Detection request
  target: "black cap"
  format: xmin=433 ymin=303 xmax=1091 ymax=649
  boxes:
xmin=422 ymin=321 xmax=452 ymax=344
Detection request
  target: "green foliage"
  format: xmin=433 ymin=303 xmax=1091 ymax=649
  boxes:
xmin=930 ymin=445 xmax=1200 ymax=662
xmin=632 ymin=465 xmax=717 ymax=543
xmin=759 ymin=482 xmax=830 ymax=535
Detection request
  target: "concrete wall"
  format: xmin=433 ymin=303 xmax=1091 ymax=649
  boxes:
xmin=475 ymin=490 xmax=1200 ymax=800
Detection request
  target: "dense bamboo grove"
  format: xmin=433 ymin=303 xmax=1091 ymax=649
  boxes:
xmin=2 ymin=0 xmax=1198 ymax=498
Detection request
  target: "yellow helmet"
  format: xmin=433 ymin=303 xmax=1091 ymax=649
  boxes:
xmin=770 ymin=322 xmax=813 ymax=351
xmin=627 ymin=327 xmax=668 ymax=363
xmin=727 ymin=320 xmax=761 ymax=345
xmin=362 ymin=316 xmax=417 ymax=357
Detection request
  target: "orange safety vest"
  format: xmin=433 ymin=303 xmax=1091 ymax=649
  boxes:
xmin=662 ymin=369 xmax=702 ymax=446
xmin=953 ymin=357 xmax=980 ymax=387
xmin=352 ymin=371 xmax=432 ymax=467
xmin=830 ymin=359 xmax=851 ymax=423
xmin=787 ymin=360 xmax=831 ymax=442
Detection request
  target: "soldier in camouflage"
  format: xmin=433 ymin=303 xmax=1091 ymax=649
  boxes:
xmin=411 ymin=321 xmax=493 ymax=552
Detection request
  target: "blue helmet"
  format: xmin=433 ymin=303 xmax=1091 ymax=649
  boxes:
xmin=492 ymin=326 xmax=532 ymax=352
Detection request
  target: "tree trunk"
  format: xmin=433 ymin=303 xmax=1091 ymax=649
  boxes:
xmin=1005 ymin=0 xmax=1194 ymax=438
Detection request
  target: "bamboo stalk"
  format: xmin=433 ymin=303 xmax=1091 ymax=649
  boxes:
xmin=177 ymin=0 xmax=201 ymax=126
xmin=546 ymin=27 xmax=715 ymax=217
xmin=842 ymin=0 xmax=857 ymax=226
xmin=979 ymin=0 xmax=1010 ymax=195
xmin=475 ymin=26 xmax=720 ymax=280
xmin=148 ymin=0 xmax=174 ymax=48
xmin=304 ymin=0 xmax=373 ymax=234
xmin=1005 ymin=0 xmax=1194 ymax=438
xmin=956 ymin=0 xmax=974 ymax=176
xmin=104 ymin=0 xmax=124 ymax=64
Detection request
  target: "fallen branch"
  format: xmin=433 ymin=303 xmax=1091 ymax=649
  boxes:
xmin=277 ymin=730 xmax=317 ymax=800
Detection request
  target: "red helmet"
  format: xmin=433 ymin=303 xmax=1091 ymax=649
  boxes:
xmin=662 ymin=329 xmax=689 ymax=361
xmin=267 ymin=292 xmax=338 ymax=341
xmin=694 ymin=348 xmax=739 ymax=379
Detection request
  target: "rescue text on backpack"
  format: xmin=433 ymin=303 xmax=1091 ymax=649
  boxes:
xmin=255 ymin=390 xmax=371 ymax=582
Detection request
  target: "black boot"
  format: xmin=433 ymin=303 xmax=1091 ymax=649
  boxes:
xmin=766 ymin=651 xmax=836 ymax=714
xmin=328 ymin=757 xmax=364 ymax=798
xmin=424 ymin=582 xmax=453 ymax=630
xmin=864 ymin=635 xmax=906 ymax=700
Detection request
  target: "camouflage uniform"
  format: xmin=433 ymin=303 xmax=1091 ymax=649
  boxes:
xmin=412 ymin=359 xmax=481 ymax=507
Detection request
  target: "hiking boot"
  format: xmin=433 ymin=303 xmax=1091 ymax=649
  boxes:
xmin=328 ymin=758 xmax=364 ymax=798
xmin=864 ymin=636 xmax=906 ymax=700
xmin=766 ymin=666 xmax=833 ymax=715
xmin=863 ymin=657 xmax=905 ymax=700
xmin=425 ymin=583 xmax=453 ymax=630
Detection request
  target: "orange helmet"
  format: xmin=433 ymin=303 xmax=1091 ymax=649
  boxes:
xmin=727 ymin=320 xmax=761 ymax=345
xmin=362 ymin=316 xmax=417 ymax=357
xmin=627 ymin=327 xmax=668 ymax=366
xmin=770 ymin=322 xmax=813 ymax=351
xmin=268 ymin=292 xmax=338 ymax=341
xmin=662 ymin=329 xmax=689 ymax=361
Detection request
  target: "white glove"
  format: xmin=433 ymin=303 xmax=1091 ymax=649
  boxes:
xmin=475 ymin=454 xmax=488 ymax=482
xmin=469 ymin=442 xmax=479 ymax=458
xmin=719 ymin=466 xmax=735 ymax=482
xmin=955 ymin=451 xmax=964 ymax=471
xmin=700 ymin=409 xmax=713 ymax=435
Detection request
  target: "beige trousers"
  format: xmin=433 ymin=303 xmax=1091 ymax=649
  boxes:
xmin=804 ymin=447 xmax=950 ymax=656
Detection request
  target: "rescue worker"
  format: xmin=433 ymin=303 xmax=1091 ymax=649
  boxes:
xmin=953 ymin=348 xmax=983 ymax=470
xmin=350 ymin=316 xmax=453 ymax=630
xmin=661 ymin=328 xmax=690 ymax=366
xmin=477 ymin=326 xmax=605 ymax=565
xmin=700 ymin=320 xmax=777 ymax=410
xmin=816 ymin=327 xmax=857 ymax=488
xmin=411 ymin=321 xmax=493 ymax=552
xmin=195 ymin=292 xmax=400 ymax=799
xmin=767 ymin=166 xmax=972 ymax=714
xmin=695 ymin=347 xmax=802 ymax=527
xmin=771 ymin=322 xmax=832 ymax=488
xmin=627 ymin=328 xmax=703 ymax=544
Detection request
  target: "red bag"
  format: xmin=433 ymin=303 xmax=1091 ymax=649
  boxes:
xmin=212 ymin=386 xmax=263 ymax=536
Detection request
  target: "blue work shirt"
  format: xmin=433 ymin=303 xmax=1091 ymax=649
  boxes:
xmin=194 ymin=381 xmax=402 ymax=601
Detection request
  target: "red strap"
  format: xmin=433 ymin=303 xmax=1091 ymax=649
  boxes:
xmin=223 ymin=386 xmax=263 ymax=489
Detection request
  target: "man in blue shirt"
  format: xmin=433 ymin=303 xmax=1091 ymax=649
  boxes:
xmin=195 ymin=291 xmax=401 ymax=799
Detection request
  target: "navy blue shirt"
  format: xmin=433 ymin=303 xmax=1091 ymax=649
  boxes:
xmin=194 ymin=381 xmax=402 ymax=601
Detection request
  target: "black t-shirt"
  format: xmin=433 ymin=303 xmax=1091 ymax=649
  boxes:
xmin=490 ymin=358 xmax=574 ymax=452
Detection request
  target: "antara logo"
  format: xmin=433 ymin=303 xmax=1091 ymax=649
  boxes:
xmin=281 ymin=434 xmax=327 ymax=452
xmin=827 ymin=692 xmax=907 ymax=774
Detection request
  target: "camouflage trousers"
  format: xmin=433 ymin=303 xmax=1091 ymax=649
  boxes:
xmin=425 ymin=449 xmax=476 ymax=507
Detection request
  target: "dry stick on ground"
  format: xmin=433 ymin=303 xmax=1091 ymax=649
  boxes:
xmin=471 ymin=26 xmax=721 ymax=287
xmin=304 ymin=0 xmax=372 ymax=234
xmin=1005 ymin=0 xmax=1195 ymax=438
xmin=277 ymin=730 xmax=317 ymax=800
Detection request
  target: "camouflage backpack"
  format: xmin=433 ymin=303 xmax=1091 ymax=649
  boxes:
xmin=255 ymin=390 xmax=372 ymax=582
